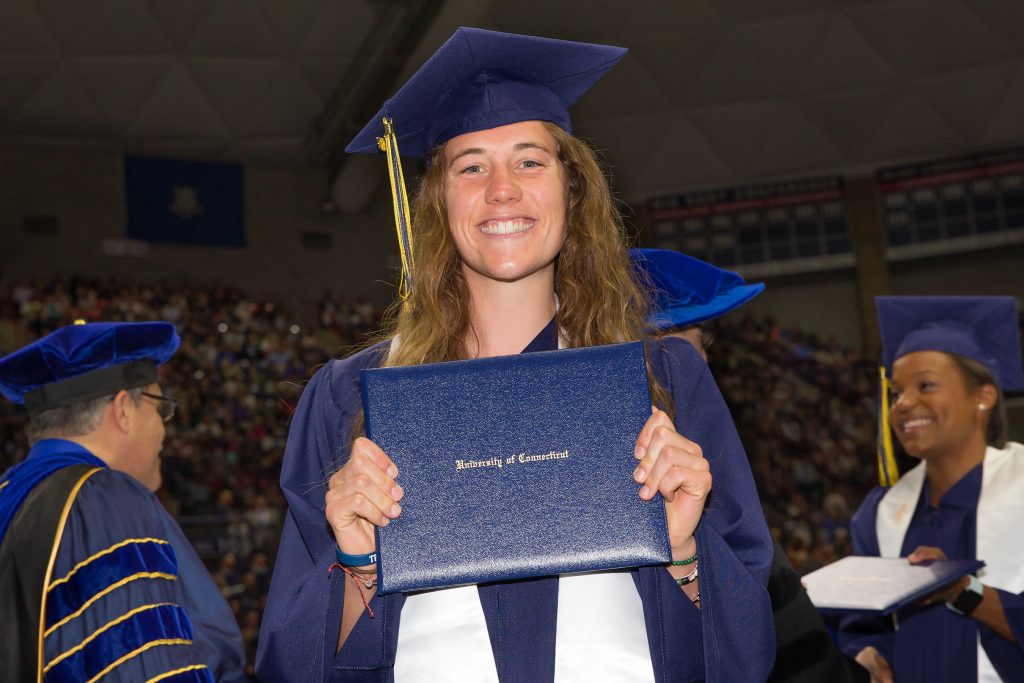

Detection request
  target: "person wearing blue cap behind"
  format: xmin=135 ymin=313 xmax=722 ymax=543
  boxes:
xmin=838 ymin=296 xmax=1024 ymax=682
xmin=258 ymin=27 xmax=774 ymax=683
xmin=633 ymin=247 xmax=765 ymax=359
xmin=0 ymin=321 xmax=246 ymax=682
xmin=632 ymin=248 xmax=869 ymax=683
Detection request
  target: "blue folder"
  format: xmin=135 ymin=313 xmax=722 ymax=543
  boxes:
xmin=360 ymin=341 xmax=671 ymax=594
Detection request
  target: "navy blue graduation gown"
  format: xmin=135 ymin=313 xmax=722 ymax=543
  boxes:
xmin=0 ymin=439 xmax=247 ymax=683
xmin=840 ymin=464 xmax=1024 ymax=681
xmin=257 ymin=324 xmax=774 ymax=682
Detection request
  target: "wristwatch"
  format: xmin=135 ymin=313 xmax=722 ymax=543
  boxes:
xmin=946 ymin=574 xmax=984 ymax=616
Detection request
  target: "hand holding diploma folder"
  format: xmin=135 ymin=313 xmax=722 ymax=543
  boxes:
xmin=804 ymin=555 xmax=984 ymax=614
xmin=359 ymin=341 xmax=673 ymax=594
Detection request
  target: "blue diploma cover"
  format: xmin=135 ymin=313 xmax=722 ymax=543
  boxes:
xmin=360 ymin=341 xmax=671 ymax=594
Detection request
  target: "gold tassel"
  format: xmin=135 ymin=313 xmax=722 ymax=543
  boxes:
xmin=377 ymin=116 xmax=415 ymax=303
xmin=877 ymin=366 xmax=900 ymax=487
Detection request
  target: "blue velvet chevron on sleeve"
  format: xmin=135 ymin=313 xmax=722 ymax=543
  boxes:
xmin=42 ymin=469 xmax=242 ymax=683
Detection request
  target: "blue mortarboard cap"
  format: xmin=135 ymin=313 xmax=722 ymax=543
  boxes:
xmin=0 ymin=321 xmax=180 ymax=415
xmin=631 ymin=248 xmax=765 ymax=330
xmin=345 ymin=27 xmax=627 ymax=157
xmin=876 ymin=296 xmax=1024 ymax=391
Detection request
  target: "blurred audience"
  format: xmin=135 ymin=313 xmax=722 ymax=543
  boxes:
xmin=707 ymin=314 xmax=879 ymax=573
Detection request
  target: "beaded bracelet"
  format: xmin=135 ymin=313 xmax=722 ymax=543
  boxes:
xmin=673 ymin=564 xmax=699 ymax=586
xmin=670 ymin=553 xmax=698 ymax=567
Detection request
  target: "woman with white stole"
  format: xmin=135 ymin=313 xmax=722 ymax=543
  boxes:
xmin=257 ymin=28 xmax=774 ymax=682
xmin=840 ymin=296 xmax=1024 ymax=682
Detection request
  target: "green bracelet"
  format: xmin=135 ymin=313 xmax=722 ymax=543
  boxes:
xmin=670 ymin=553 xmax=698 ymax=567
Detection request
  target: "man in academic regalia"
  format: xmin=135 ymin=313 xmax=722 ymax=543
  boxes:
xmin=0 ymin=321 xmax=246 ymax=682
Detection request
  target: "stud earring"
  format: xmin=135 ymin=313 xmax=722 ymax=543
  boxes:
xmin=978 ymin=404 xmax=988 ymax=411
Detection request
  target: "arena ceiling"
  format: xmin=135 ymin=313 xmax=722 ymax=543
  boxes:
xmin=2 ymin=0 xmax=1023 ymax=207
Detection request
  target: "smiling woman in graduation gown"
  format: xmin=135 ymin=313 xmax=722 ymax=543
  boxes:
xmin=257 ymin=28 xmax=774 ymax=683
xmin=839 ymin=296 xmax=1024 ymax=682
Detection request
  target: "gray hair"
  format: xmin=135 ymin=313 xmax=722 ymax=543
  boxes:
xmin=26 ymin=388 xmax=144 ymax=445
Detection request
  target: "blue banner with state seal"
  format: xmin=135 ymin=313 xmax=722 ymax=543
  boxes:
xmin=124 ymin=155 xmax=245 ymax=246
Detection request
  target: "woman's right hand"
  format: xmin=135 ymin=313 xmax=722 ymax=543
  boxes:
xmin=325 ymin=436 xmax=404 ymax=561
xmin=855 ymin=646 xmax=894 ymax=683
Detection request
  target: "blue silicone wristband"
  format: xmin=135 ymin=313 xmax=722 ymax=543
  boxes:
xmin=335 ymin=547 xmax=377 ymax=567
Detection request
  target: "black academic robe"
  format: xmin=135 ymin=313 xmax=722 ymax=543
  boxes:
xmin=0 ymin=439 xmax=247 ymax=682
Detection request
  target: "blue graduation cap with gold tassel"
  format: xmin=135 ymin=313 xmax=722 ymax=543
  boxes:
xmin=345 ymin=27 xmax=627 ymax=303
xmin=874 ymin=295 xmax=1024 ymax=486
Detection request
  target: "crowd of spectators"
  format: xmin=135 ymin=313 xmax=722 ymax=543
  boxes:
xmin=707 ymin=315 xmax=879 ymax=573
xmin=1 ymin=275 xmax=887 ymax=669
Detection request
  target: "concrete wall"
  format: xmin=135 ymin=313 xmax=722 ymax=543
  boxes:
xmin=0 ymin=145 xmax=400 ymax=320
xmin=741 ymin=267 xmax=863 ymax=347
xmin=888 ymin=244 xmax=1024 ymax=300
xmin=740 ymin=242 xmax=1024 ymax=350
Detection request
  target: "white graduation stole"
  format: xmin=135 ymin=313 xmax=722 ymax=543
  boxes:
xmin=393 ymin=585 xmax=500 ymax=683
xmin=393 ymin=573 xmax=654 ymax=682
xmin=875 ymin=442 xmax=1024 ymax=682
xmin=553 ymin=571 xmax=656 ymax=681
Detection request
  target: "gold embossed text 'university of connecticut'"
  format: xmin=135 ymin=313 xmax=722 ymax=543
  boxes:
xmin=455 ymin=450 xmax=570 ymax=471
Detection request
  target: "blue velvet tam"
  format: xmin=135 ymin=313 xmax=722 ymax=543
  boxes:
xmin=345 ymin=27 xmax=627 ymax=158
xmin=0 ymin=321 xmax=180 ymax=416
xmin=876 ymin=296 xmax=1024 ymax=391
xmin=631 ymin=248 xmax=765 ymax=330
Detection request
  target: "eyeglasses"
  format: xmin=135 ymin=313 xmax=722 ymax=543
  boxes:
xmin=140 ymin=392 xmax=178 ymax=423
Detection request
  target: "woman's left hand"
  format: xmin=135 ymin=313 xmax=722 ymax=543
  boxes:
xmin=910 ymin=546 xmax=972 ymax=606
xmin=634 ymin=407 xmax=712 ymax=554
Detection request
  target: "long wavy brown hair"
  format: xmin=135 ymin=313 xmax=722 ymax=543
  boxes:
xmin=355 ymin=121 xmax=670 ymax=439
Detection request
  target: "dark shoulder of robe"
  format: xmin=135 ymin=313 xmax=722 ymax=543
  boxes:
xmin=257 ymin=330 xmax=775 ymax=683
xmin=765 ymin=538 xmax=868 ymax=683
xmin=0 ymin=463 xmax=98 ymax=682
